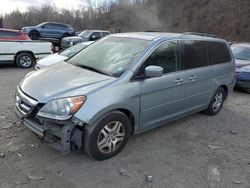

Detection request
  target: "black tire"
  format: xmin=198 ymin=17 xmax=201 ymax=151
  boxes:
xmin=29 ymin=31 xmax=40 ymax=40
xmin=62 ymin=33 xmax=70 ymax=38
xmin=16 ymin=53 xmax=35 ymax=68
xmin=204 ymin=87 xmax=226 ymax=115
xmin=245 ymin=89 xmax=250 ymax=94
xmin=83 ymin=111 xmax=131 ymax=160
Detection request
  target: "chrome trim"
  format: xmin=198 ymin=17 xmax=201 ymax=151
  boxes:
xmin=15 ymin=87 xmax=38 ymax=117
xmin=17 ymin=87 xmax=38 ymax=106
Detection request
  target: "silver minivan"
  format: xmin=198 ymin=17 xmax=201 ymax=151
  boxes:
xmin=15 ymin=32 xmax=235 ymax=160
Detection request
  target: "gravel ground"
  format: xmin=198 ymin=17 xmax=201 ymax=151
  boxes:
xmin=0 ymin=65 xmax=250 ymax=188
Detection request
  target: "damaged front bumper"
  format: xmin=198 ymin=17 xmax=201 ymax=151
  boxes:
xmin=14 ymin=88 xmax=84 ymax=154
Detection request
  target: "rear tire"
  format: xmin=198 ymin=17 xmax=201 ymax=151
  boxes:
xmin=29 ymin=31 xmax=40 ymax=40
xmin=204 ymin=87 xmax=226 ymax=115
xmin=83 ymin=111 xmax=131 ymax=160
xmin=245 ymin=89 xmax=250 ymax=94
xmin=16 ymin=53 xmax=35 ymax=68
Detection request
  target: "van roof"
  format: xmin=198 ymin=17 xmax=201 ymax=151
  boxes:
xmin=113 ymin=32 xmax=226 ymax=42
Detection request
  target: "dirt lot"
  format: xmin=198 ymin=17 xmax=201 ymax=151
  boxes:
xmin=0 ymin=65 xmax=250 ymax=188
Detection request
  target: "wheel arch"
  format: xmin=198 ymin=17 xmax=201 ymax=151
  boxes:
xmin=77 ymin=105 xmax=139 ymax=135
xmin=219 ymin=85 xmax=228 ymax=98
xmin=29 ymin=30 xmax=40 ymax=35
xmin=14 ymin=51 xmax=35 ymax=63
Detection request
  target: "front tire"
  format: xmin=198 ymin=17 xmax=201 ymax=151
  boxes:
xmin=15 ymin=53 xmax=35 ymax=68
xmin=204 ymin=87 xmax=226 ymax=115
xmin=83 ymin=111 xmax=131 ymax=160
xmin=29 ymin=31 xmax=40 ymax=40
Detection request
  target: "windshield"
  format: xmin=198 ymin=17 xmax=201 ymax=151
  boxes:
xmin=68 ymin=36 xmax=151 ymax=77
xmin=36 ymin=22 xmax=46 ymax=27
xmin=231 ymin=45 xmax=250 ymax=61
xmin=60 ymin=43 xmax=89 ymax=57
xmin=79 ymin=30 xmax=91 ymax=38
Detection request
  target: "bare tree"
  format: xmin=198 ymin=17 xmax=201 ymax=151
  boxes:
xmin=3 ymin=0 xmax=250 ymax=41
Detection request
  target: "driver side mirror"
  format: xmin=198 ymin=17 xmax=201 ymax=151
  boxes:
xmin=41 ymin=26 xmax=45 ymax=29
xmin=145 ymin=65 xmax=163 ymax=78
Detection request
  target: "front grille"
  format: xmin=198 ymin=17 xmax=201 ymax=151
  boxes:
xmin=61 ymin=40 xmax=70 ymax=49
xmin=15 ymin=87 xmax=38 ymax=117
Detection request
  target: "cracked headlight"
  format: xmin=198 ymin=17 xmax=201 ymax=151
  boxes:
xmin=37 ymin=96 xmax=86 ymax=120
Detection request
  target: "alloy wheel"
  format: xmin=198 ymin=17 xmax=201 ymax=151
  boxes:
xmin=212 ymin=92 xmax=223 ymax=112
xmin=97 ymin=121 xmax=125 ymax=154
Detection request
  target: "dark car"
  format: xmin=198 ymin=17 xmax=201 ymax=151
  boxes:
xmin=0 ymin=29 xmax=30 ymax=41
xmin=61 ymin=30 xmax=110 ymax=49
xmin=231 ymin=43 xmax=250 ymax=93
xmin=22 ymin=22 xmax=75 ymax=40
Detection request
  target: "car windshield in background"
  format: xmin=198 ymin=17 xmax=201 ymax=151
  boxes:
xmin=36 ymin=23 xmax=45 ymax=27
xmin=79 ymin=30 xmax=91 ymax=38
xmin=60 ymin=43 xmax=87 ymax=57
xmin=68 ymin=36 xmax=150 ymax=77
xmin=231 ymin=45 xmax=250 ymax=61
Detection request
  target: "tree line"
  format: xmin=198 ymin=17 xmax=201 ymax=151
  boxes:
xmin=3 ymin=0 xmax=250 ymax=41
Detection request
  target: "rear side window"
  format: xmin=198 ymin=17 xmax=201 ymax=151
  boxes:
xmin=145 ymin=40 xmax=181 ymax=74
xmin=102 ymin=32 xmax=110 ymax=37
xmin=55 ymin=24 xmax=68 ymax=30
xmin=182 ymin=40 xmax=209 ymax=69
xmin=92 ymin=32 xmax=101 ymax=38
xmin=0 ymin=31 xmax=18 ymax=38
xmin=208 ymin=42 xmax=231 ymax=64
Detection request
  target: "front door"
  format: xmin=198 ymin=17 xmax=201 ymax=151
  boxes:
xmin=139 ymin=40 xmax=185 ymax=131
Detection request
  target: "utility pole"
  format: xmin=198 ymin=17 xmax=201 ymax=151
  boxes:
xmin=0 ymin=16 xmax=3 ymax=28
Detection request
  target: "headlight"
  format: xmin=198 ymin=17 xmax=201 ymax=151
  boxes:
xmin=237 ymin=65 xmax=250 ymax=73
xmin=37 ymin=96 xmax=86 ymax=120
xmin=70 ymin=41 xmax=74 ymax=46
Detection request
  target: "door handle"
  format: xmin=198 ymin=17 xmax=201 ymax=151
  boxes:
xmin=175 ymin=78 xmax=184 ymax=85
xmin=189 ymin=75 xmax=197 ymax=81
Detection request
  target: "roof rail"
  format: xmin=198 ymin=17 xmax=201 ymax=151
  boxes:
xmin=180 ymin=32 xmax=217 ymax=39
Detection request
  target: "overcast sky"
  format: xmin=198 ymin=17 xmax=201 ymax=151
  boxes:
xmin=0 ymin=0 xmax=84 ymax=14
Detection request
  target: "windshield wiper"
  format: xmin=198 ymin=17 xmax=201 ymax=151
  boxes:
xmin=74 ymin=64 xmax=110 ymax=76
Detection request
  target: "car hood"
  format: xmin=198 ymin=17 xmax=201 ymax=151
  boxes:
xmin=22 ymin=26 xmax=36 ymax=30
xmin=235 ymin=59 xmax=250 ymax=68
xmin=63 ymin=36 xmax=86 ymax=42
xmin=37 ymin=53 xmax=67 ymax=68
xmin=19 ymin=62 xmax=115 ymax=103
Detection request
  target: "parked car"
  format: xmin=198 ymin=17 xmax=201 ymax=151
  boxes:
xmin=35 ymin=41 xmax=94 ymax=69
xmin=22 ymin=22 xmax=75 ymax=40
xmin=231 ymin=43 xmax=250 ymax=93
xmin=0 ymin=40 xmax=52 ymax=68
xmin=61 ymin=30 xmax=110 ymax=49
xmin=15 ymin=32 xmax=235 ymax=160
xmin=0 ymin=29 xmax=30 ymax=41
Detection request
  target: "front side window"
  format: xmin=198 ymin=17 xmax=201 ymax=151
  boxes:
xmin=68 ymin=36 xmax=151 ymax=77
xmin=145 ymin=41 xmax=181 ymax=74
xmin=183 ymin=40 xmax=209 ymax=69
xmin=43 ymin=24 xmax=54 ymax=29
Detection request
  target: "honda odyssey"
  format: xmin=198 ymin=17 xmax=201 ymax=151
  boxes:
xmin=15 ymin=32 xmax=235 ymax=160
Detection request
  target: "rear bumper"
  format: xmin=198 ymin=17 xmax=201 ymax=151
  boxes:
xmin=15 ymin=105 xmax=83 ymax=154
